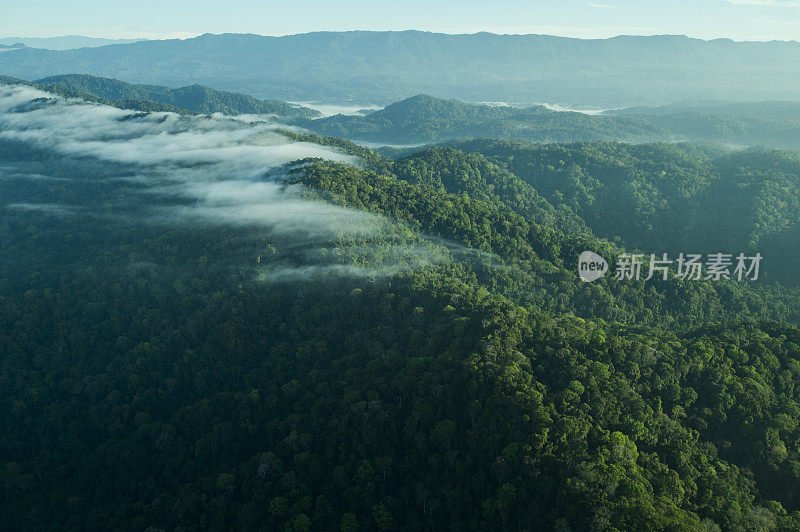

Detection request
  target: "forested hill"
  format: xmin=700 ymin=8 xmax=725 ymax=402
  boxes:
xmin=11 ymin=74 xmax=800 ymax=147
xmin=608 ymin=100 xmax=800 ymax=121
xmin=5 ymin=87 xmax=800 ymax=529
xmin=33 ymin=74 xmax=319 ymax=117
xmin=605 ymin=101 xmax=800 ymax=147
xmin=304 ymin=131 xmax=800 ymax=288
xmin=3 ymin=31 xmax=800 ymax=105
xmin=440 ymin=139 xmax=800 ymax=286
xmin=297 ymin=94 xmax=668 ymax=144
xmin=301 ymin=94 xmax=800 ymax=148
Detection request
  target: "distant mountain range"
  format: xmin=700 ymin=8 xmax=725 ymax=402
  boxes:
xmin=0 ymin=35 xmax=144 ymax=50
xmin=1 ymin=74 xmax=319 ymax=118
xmin=7 ymin=71 xmax=800 ymax=148
xmin=2 ymin=32 xmax=800 ymax=107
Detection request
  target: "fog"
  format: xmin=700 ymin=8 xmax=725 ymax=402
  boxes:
xmin=287 ymin=101 xmax=383 ymax=118
xmin=0 ymin=84 xmax=453 ymax=280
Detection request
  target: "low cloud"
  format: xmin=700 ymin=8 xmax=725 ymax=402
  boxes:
xmin=0 ymin=84 xmax=451 ymax=280
xmin=724 ymin=0 xmax=800 ymax=7
xmin=6 ymin=202 xmax=78 ymax=216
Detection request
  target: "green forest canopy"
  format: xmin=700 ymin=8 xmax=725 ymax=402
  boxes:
xmin=3 ymin=86 xmax=800 ymax=529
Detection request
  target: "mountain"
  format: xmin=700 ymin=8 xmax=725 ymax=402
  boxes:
xmin=5 ymin=84 xmax=800 ymax=529
xmin=294 ymin=95 xmax=800 ymax=149
xmin=606 ymin=101 xmax=800 ymax=147
xmin=13 ymin=69 xmax=800 ymax=147
xmin=0 ymin=35 xmax=144 ymax=50
xmin=301 ymin=94 xmax=800 ymax=149
xmin=0 ymin=43 xmax=26 ymax=51
xmin=3 ymin=32 xmax=800 ymax=106
xmin=34 ymin=74 xmax=320 ymax=117
xmin=444 ymin=138 xmax=800 ymax=285
xmin=608 ymin=100 xmax=800 ymax=121
xmin=299 ymin=94 xmax=668 ymax=143
xmin=7 ymin=74 xmax=320 ymax=117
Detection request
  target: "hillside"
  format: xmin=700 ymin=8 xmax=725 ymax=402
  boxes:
xmin=3 ymin=32 xmax=800 ymax=106
xmin=606 ymin=101 xmax=800 ymax=147
xmin=608 ymin=100 xmax=800 ymax=121
xmin=298 ymin=94 xmax=667 ymax=144
xmin=5 ymin=83 xmax=800 ymax=530
xmin=34 ymin=74 xmax=319 ymax=117
xmin=300 ymin=94 xmax=800 ymax=149
xmin=443 ymin=139 xmax=800 ymax=286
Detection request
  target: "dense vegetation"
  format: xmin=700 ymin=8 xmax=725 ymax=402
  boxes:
xmin=7 ymin=74 xmax=319 ymax=117
xmin=301 ymin=94 xmax=800 ymax=149
xmin=297 ymin=95 xmax=666 ymax=144
xmin=4 ymin=88 xmax=800 ymax=530
xmin=609 ymin=100 xmax=800 ymax=121
xmin=441 ymin=139 xmax=800 ymax=286
xmin=609 ymin=101 xmax=800 ymax=149
xmin=10 ymin=73 xmax=800 ymax=149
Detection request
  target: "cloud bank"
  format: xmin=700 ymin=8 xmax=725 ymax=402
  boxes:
xmin=0 ymin=84 xmax=450 ymax=280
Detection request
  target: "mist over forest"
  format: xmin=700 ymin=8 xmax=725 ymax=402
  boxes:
xmin=4 ymin=22 xmax=800 ymax=531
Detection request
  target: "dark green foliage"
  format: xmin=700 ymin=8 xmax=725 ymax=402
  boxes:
xmin=3 ymin=118 xmax=800 ymax=530
xmin=446 ymin=139 xmax=800 ymax=286
xmin=33 ymin=74 xmax=320 ymax=117
xmin=299 ymin=94 xmax=668 ymax=144
xmin=298 ymin=93 xmax=800 ymax=149
xmin=15 ymin=72 xmax=800 ymax=148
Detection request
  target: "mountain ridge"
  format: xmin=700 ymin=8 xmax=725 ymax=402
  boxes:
xmin=298 ymin=93 xmax=800 ymax=148
xmin=0 ymin=35 xmax=145 ymax=50
xmin=3 ymin=31 xmax=800 ymax=106
xmin=4 ymin=73 xmax=320 ymax=117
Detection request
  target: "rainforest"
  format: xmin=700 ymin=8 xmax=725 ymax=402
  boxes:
xmin=4 ymin=17 xmax=800 ymax=531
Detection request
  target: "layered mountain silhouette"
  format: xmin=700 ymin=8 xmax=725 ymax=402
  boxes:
xmin=2 ymin=31 xmax=800 ymax=106
xmin=3 ymin=74 xmax=318 ymax=117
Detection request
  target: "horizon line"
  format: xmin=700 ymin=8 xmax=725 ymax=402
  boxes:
xmin=2 ymin=30 xmax=800 ymax=45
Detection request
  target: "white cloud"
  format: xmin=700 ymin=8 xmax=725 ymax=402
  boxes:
xmin=6 ymin=203 xmax=77 ymax=216
xmin=0 ymin=84 xmax=452 ymax=280
xmin=723 ymin=0 xmax=800 ymax=7
xmin=459 ymin=25 xmax=661 ymax=39
xmin=587 ymin=2 xmax=616 ymax=8
xmin=71 ymin=31 xmax=200 ymax=40
xmin=286 ymin=101 xmax=384 ymax=118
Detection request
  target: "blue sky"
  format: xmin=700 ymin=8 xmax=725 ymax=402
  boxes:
xmin=3 ymin=0 xmax=800 ymax=42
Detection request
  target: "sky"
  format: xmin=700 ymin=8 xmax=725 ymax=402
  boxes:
xmin=2 ymin=0 xmax=800 ymax=42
